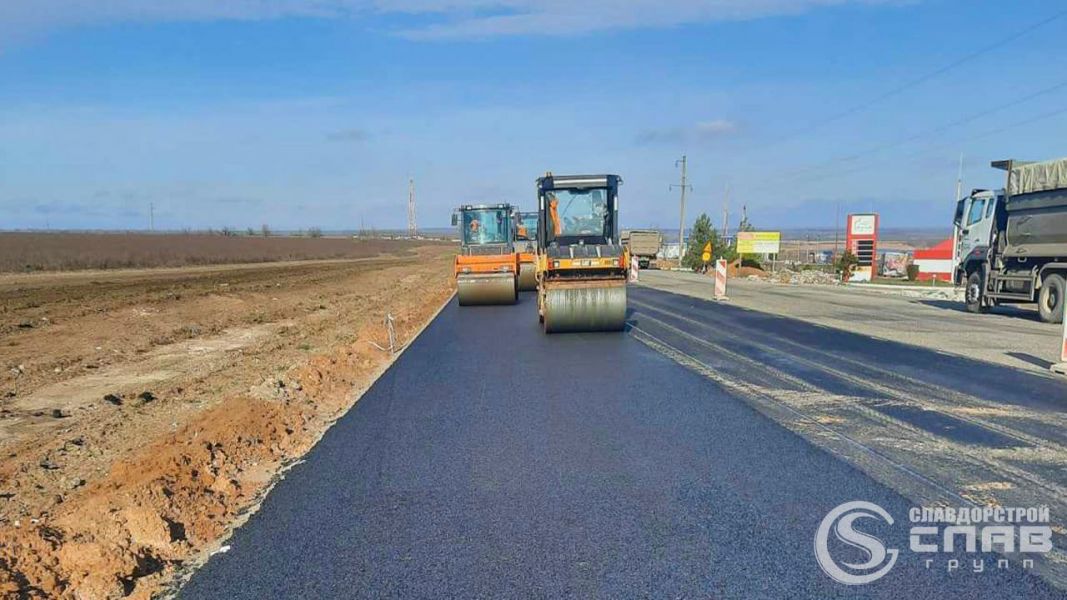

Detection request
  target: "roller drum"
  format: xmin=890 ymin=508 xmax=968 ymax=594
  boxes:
xmin=517 ymin=262 xmax=537 ymax=291
xmin=457 ymin=274 xmax=517 ymax=306
xmin=542 ymin=284 xmax=626 ymax=333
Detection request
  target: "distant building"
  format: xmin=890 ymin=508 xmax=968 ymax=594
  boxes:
xmin=659 ymin=243 xmax=682 ymax=261
xmin=913 ymin=238 xmax=954 ymax=282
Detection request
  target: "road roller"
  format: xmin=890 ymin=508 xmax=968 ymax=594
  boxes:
xmin=514 ymin=210 xmax=539 ymax=291
xmin=452 ymin=203 xmax=519 ymax=306
xmin=535 ymin=174 xmax=629 ymax=333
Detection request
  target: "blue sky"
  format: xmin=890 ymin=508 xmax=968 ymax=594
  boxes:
xmin=2 ymin=0 xmax=1066 ymax=232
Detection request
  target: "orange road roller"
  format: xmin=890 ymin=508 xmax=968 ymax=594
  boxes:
xmin=453 ymin=203 xmax=519 ymax=306
xmin=535 ymin=174 xmax=628 ymax=333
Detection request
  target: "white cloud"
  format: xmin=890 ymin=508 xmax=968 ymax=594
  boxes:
xmin=0 ymin=0 xmax=902 ymax=42
xmin=694 ymin=119 xmax=738 ymax=136
xmin=326 ymin=128 xmax=371 ymax=142
xmin=637 ymin=119 xmax=739 ymax=144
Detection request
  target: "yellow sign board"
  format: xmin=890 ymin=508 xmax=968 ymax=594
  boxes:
xmin=736 ymin=231 xmax=781 ymax=255
xmin=701 ymin=242 xmax=712 ymax=263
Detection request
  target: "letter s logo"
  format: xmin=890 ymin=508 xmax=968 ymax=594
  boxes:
xmin=815 ymin=501 xmax=898 ymax=585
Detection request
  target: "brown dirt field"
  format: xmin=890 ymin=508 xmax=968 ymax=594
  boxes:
xmin=0 ymin=244 xmax=456 ymax=598
xmin=0 ymin=232 xmax=449 ymax=273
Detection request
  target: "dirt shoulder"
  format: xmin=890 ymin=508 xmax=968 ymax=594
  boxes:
xmin=0 ymin=245 xmax=456 ymax=598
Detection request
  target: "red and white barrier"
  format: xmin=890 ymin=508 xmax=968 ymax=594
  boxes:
xmin=714 ymin=259 xmax=727 ymax=300
xmin=1054 ymin=301 xmax=1067 ymax=376
xmin=629 ymin=256 xmax=639 ymax=283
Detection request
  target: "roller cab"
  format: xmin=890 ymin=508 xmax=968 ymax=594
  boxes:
xmin=535 ymin=174 xmax=629 ymax=333
xmin=515 ymin=210 xmax=539 ymax=291
xmin=453 ymin=204 xmax=519 ymax=306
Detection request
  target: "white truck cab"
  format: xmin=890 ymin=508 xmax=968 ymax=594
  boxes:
xmin=953 ymin=189 xmax=1001 ymax=286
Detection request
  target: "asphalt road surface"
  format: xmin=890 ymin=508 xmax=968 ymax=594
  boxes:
xmin=639 ymin=270 xmax=1060 ymax=375
xmin=181 ymin=287 xmax=1067 ymax=599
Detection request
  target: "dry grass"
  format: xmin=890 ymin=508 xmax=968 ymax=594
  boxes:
xmin=0 ymin=233 xmax=447 ymax=273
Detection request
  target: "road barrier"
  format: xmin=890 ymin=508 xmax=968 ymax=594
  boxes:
xmin=1053 ymin=301 xmax=1067 ymax=376
xmin=630 ymin=256 xmax=639 ymax=283
xmin=714 ymin=259 xmax=728 ymax=300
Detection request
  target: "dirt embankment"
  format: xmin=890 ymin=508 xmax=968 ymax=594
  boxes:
xmin=0 ymin=245 xmax=456 ymax=598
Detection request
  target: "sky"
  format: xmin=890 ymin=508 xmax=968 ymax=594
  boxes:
xmin=2 ymin=0 xmax=1066 ymax=232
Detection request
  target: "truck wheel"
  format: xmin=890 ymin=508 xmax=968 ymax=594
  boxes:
xmin=965 ymin=271 xmax=988 ymax=314
xmin=1038 ymin=273 xmax=1066 ymax=324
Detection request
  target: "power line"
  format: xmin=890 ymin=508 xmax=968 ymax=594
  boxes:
xmin=778 ymin=78 xmax=1067 ymax=181
xmin=741 ymin=7 xmax=1067 ymax=156
xmin=756 ymin=104 xmax=1067 ymax=191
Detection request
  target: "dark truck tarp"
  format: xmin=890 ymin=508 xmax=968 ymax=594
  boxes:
xmin=1009 ymin=157 xmax=1067 ymax=196
xmin=1005 ymin=157 xmax=1067 ymax=258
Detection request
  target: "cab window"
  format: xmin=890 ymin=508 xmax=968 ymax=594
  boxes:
xmin=967 ymin=198 xmax=986 ymax=226
xmin=985 ymin=197 xmax=996 ymax=219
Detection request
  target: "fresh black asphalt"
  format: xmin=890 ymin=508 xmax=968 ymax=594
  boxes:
xmin=181 ymin=288 xmax=1065 ymax=599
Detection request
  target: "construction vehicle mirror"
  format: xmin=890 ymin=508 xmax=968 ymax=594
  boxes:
xmin=451 ymin=212 xmax=458 ymax=227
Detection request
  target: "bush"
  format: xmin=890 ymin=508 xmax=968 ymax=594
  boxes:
xmin=836 ymin=250 xmax=859 ymax=281
xmin=906 ymin=264 xmax=920 ymax=281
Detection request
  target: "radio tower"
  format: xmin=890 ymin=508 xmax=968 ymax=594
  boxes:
xmin=407 ymin=178 xmax=418 ymax=238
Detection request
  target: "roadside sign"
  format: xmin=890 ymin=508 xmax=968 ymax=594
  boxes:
xmin=846 ymin=214 xmax=879 ymax=282
xmin=701 ymin=241 xmax=712 ymax=263
xmin=629 ymin=256 xmax=639 ymax=283
xmin=737 ymin=231 xmax=781 ymax=254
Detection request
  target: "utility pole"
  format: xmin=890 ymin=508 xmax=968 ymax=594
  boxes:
xmin=407 ymin=178 xmax=418 ymax=239
xmin=833 ymin=201 xmax=841 ymax=263
xmin=722 ymin=184 xmax=731 ymax=240
xmin=670 ymin=156 xmax=691 ymax=268
xmin=149 ymin=202 xmax=155 ymax=232
xmin=954 ymin=153 xmax=964 ymax=202
xmin=951 ymin=153 xmax=964 ymax=277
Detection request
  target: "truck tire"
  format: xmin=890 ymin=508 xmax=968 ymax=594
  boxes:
xmin=1038 ymin=273 xmax=1066 ymax=324
xmin=965 ymin=271 xmax=988 ymax=314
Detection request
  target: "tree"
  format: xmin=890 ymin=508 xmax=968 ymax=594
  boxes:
xmin=261 ymin=224 xmax=272 ymax=237
xmin=836 ymin=249 xmax=858 ymax=282
xmin=682 ymin=213 xmax=721 ymax=271
xmin=733 ymin=206 xmax=761 ymax=268
xmin=737 ymin=205 xmax=755 ymax=233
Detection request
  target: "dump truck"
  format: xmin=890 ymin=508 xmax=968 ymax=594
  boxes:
xmin=954 ymin=157 xmax=1067 ymax=323
xmin=535 ymin=174 xmax=628 ymax=333
xmin=515 ymin=210 xmax=538 ymax=291
xmin=622 ymin=229 xmax=662 ymax=269
xmin=452 ymin=204 xmax=519 ymax=305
